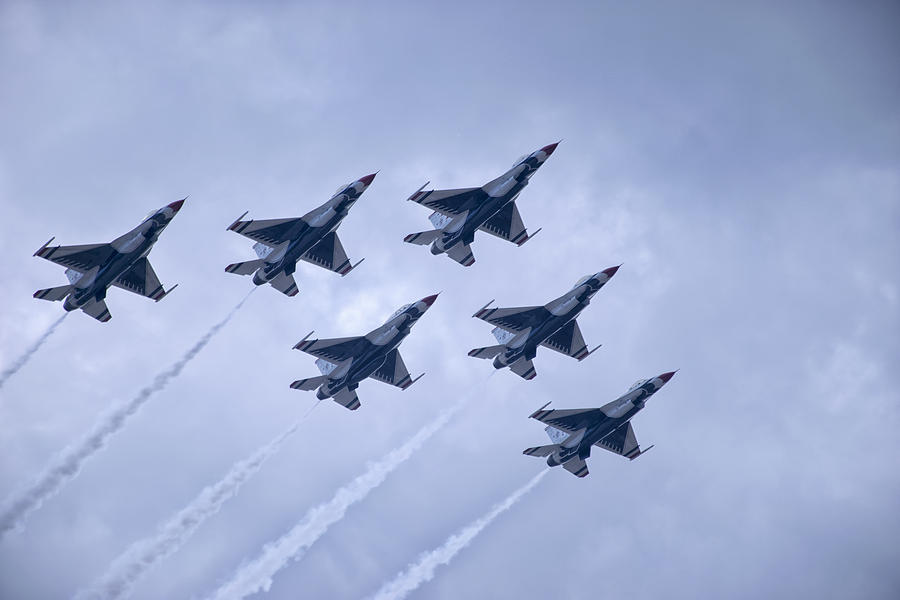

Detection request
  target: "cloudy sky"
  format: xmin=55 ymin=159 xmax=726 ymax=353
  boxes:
xmin=1 ymin=1 xmax=898 ymax=598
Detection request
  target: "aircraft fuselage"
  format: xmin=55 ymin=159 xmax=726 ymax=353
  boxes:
xmin=548 ymin=381 xmax=657 ymax=466
xmin=64 ymin=215 xmax=168 ymax=310
xmin=315 ymin=307 xmax=422 ymax=400
xmin=433 ymin=153 xmax=547 ymax=255
xmin=493 ymin=274 xmax=610 ymax=369
xmin=253 ymin=195 xmax=358 ymax=285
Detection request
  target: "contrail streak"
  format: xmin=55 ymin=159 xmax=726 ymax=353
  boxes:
xmin=75 ymin=401 xmax=319 ymax=600
xmin=207 ymin=400 xmax=467 ymax=600
xmin=368 ymin=469 xmax=548 ymax=600
xmin=0 ymin=291 xmax=254 ymax=541
xmin=0 ymin=313 xmax=67 ymax=391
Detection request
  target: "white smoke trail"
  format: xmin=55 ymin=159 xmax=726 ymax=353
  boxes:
xmin=206 ymin=400 xmax=466 ymax=600
xmin=368 ymin=469 xmax=548 ymax=600
xmin=75 ymin=401 xmax=319 ymax=600
xmin=0 ymin=291 xmax=254 ymax=541
xmin=0 ymin=313 xmax=68 ymax=392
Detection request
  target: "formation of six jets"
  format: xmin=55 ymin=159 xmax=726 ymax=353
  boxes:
xmin=29 ymin=143 xmax=675 ymax=477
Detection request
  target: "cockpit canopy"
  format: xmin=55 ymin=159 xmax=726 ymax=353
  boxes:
xmin=333 ymin=182 xmax=351 ymax=195
xmin=628 ymin=378 xmax=649 ymax=391
xmin=511 ymin=154 xmax=528 ymax=168
xmin=387 ymin=303 xmax=413 ymax=321
xmin=573 ymin=274 xmax=594 ymax=288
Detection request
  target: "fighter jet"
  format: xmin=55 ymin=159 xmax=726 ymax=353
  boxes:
xmin=467 ymin=266 xmax=619 ymax=379
xmin=32 ymin=199 xmax=184 ymax=322
xmin=524 ymin=371 xmax=676 ymax=478
xmin=402 ymin=143 xmax=558 ymax=266
xmin=225 ymin=173 xmax=374 ymax=296
xmin=289 ymin=294 xmax=438 ymax=410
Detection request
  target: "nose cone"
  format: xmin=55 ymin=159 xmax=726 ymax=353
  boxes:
xmin=420 ymin=293 xmax=439 ymax=308
xmin=540 ymin=142 xmax=559 ymax=156
xmin=167 ymin=198 xmax=186 ymax=213
xmin=601 ymin=264 xmax=620 ymax=278
xmin=358 ymin=172 xmax=377 ymax=186
xmin=657 ymin=371 xmax=677 ymax=384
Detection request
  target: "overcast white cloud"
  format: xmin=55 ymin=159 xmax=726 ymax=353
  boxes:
xmin=1 ymin=1 xmax=898 ymax=599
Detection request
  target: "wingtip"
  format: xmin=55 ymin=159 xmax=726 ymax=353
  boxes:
xmin=34 ymin=237 xmax=55 ymax=256
xmin=529 ymin=401 xmax=552 ymax=418
xmin=293 ymin=330 xmax=315 ymax=349
xmin=227 ymin=211 xmax=249 ymax=231
xmin=472 ymin=299 xmax=495 ymax=317
xmin=407 ymin=181 xmax=430 ymax=201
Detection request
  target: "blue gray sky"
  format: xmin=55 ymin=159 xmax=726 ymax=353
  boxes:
xmin=1 ymin=1 xmax=898 ymax=598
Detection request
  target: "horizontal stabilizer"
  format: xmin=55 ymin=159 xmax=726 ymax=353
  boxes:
xmin=446 ymin=242 xmax=475 ymax=267
xmin=563 ymin=458 xmax=590 ymax=478
xmin=523 ymin=444 xmax=558 ymax=458
xmin=270 ymin=271 xmax=299 ymax=297
xmin=225 ymin=259 xmax=264 ymax=276
xmin=33 ymin=285 xmax=73 ymax=302
xmin=403 ymin=229 xmax=442 ymax=246
xmin=468 ymin=344 xmax=505 ymax=359
xmin=333 ymin=387 xmax=361 ymax=411
xmin=509 ymin=358 xmax=537 ymax=380
xmin=82 ymin=298 xmax=112 ymax=323
xmin=290 ymin=375 xmax=327 ymax=391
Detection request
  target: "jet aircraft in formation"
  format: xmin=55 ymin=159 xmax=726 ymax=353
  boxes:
xmin=402 ymin=143 xmax=557 ymax=266
xmin=28 ymin=143 xmax=676 ymax=477
xmin=289 ymin=294 xmax=438 ymax=410
xmin=524 ymin=371 xmax=676 ymax=477
xmin=225 ymin=173 xmax=374 ymax=296
xmin=467 ymin=266 xmax=619 ymax=379
xmin=33 ymin=199 xmax=184 ymax=322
